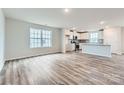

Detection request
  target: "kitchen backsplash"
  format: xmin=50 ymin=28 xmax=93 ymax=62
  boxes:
xmin=78 ymin=39 xmax=104 ymax=44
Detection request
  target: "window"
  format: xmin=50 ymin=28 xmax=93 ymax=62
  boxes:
xmin=89 ymin=32 xmax=98 ymax=43
xmin=30 ymin=28 xmax=52 ymax=48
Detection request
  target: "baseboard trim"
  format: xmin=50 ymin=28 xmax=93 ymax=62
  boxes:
xmin=5 ymin=52 xmax=62 ymax=62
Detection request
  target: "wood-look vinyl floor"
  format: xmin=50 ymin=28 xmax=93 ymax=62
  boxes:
xmin=0 ymin=52 xmax=124 ymax=85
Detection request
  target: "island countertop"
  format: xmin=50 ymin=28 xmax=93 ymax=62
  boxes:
xmin=82 ymin=43 xmax=111 ymax=57
xmin=82 ymin=43 xmax=111 ymax=46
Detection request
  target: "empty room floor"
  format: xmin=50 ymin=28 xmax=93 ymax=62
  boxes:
xmin=0 ymin=52 xmax=124 ymax=85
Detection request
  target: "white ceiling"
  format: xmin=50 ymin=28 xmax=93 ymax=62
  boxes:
xmin=3 ymin=8 xmax=124 ymax=31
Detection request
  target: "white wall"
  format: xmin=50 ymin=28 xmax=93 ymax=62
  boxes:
xmin=0 ymin=9 xmax=5 ymax=72
xmin=5 ymin=18 xmax=62 ymax=60
xmin=104 ymin=27 xmax=122 ymax=55
xmin=61 ymin=29 xmax=66 ymax=53
xmin=122 ymin=27 xmax=124 ymax=53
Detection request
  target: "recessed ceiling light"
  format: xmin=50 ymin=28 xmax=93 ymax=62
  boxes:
xmin=64 ymin=8 xmax=69 ymax=13
xmin=100 ymin=21 xmax=105 ymax=25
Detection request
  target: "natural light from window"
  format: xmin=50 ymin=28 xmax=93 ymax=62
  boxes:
xmin=30 ymin=28 xmax=52 ymax=48
xmin=89 ymin=32 xmax=98 ymax=43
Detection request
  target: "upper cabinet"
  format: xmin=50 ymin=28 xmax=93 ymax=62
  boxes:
xmin=65 ymin=29 xmax=70 ymax=35
xmin=64 ymin=30 xmax=81 ymax=39
xmin=70 ymin=31 xmax=74 ymax=39
xmin=98 ymin=31 xmax=103 ymax=39
xmin=79 ymin=31 xmax=103 ymax=40
xmin=80 ymin=32 xmax=89 ymax=39
xmin=76 ymin=33 xmax=81 ymax=39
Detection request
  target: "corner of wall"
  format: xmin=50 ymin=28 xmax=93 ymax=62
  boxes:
xmin=0 ymin=8 xmax=5 ymax=72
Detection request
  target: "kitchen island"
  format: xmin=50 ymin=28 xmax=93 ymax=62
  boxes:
xmin=82 ymin=43 xmax=111 ymax=57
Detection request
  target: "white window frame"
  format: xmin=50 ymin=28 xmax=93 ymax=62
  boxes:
xmin=89 ymin=32 xmax=99 ymax=43
xmin=30 ymin=27 xmax=52 ymax=48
